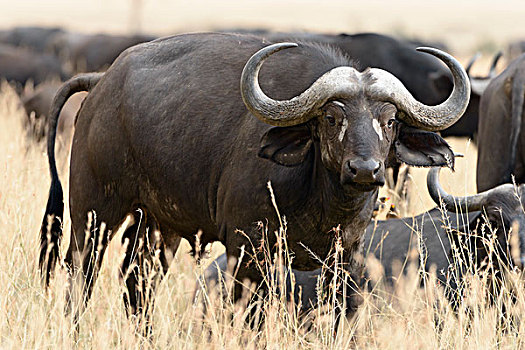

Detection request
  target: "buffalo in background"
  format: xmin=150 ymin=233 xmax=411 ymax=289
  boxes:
xmin=477 ymin=54 xmax=525 ymax=192
xmin=0 ymin=26 xmax=156 ymax=74
xmin=0 ymin=26 xmax=64 ymax=53
xmin=50 ymin=32 xmax=156 ymax=72
xmin=21 ymin=81 xmax=86 ymax=142
xmin=0 ymin=44 xmax=68 ymax=92
xmin=508 ymin=40 xmax=525 ymax=62
xmin=0 ymin=26 xmax=157 ymax=142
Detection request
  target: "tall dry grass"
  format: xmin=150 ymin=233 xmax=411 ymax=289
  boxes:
xmin=1 ymin=83 xmax=525 ymax=349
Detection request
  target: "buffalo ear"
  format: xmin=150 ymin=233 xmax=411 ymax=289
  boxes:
xmin=394 ymin=125 xmax=455 ymax=169
xmin=258 ymin=125 xmax=313 ymax=166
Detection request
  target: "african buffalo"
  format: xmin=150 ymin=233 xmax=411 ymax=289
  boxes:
xmin=466 ymin=52 xmax=502 ymax=96
xmin=477 ymin=54 xmax=525 ymax=192
xmin=202 ymin=167 xmax=525 ymax=312
xmin=0 ymin=44 xmax=68 ymax=92
xmin=0 ymin=26 xmax=64 ymax=53
xmin=21 ymin=81 xmax=86 ymax=142
xmin=38 ymin=33 xmax=469 ymax=327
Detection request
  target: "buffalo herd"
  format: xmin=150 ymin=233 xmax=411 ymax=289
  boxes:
xmin=1 ymin=25 xmax=524 ymax=332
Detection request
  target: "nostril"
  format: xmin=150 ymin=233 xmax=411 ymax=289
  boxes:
xmin=373 ymin=166 xmax=380 ymax=176
xmin=345 ymin=161 xmax=357 ymax=176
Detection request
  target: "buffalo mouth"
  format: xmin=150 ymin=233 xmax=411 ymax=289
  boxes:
xmin=342 ymin=181 xmax=384 ymax=193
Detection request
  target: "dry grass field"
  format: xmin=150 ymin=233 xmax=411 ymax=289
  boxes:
xmin=1 ymin=1 xmax=525 ymax=348
xmin=1 ymin=83 xmax=525 ymax=348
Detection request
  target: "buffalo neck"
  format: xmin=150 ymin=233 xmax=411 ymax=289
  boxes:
xmin=308 ymin=145 xmax=377 ymax=238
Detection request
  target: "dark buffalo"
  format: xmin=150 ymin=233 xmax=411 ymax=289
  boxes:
xmin=0 ymin=26 xmax=64 ymax=53
xmin=39 ymin=33 xmax=469 ymax=326
xmin=0 ymin=44 xmax=68 ymax=91
xmin=202 ymin=167 xmax=525 ymax=312
xmin=59 ymin=33 xmax=156 ymax=72
xmin=21 ymin=81 xmax=86 ymax=142
xmin=477 ymin=54 xmax=525 ymax=192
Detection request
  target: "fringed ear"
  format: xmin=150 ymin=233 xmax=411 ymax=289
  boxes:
xmin=394 ymin=125 xmax=455 ymax=170
xmin=258 ymin=125 xmax=313 ymax=166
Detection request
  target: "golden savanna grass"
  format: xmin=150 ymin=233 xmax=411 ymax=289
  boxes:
xmin=2 ymin=74 xmax=525 ymax=349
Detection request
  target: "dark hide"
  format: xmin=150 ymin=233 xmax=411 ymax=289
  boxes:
xmin=39 ymin=33 xmax=457 ymax=325
xmin=477 ymin=54 xmax=525 ymax=192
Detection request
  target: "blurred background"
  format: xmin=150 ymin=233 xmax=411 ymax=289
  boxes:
xmin=1 ymin=0 xmax=524 ymax=55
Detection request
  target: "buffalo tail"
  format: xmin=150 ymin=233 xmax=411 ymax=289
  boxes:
xmin=39 ymin=72 xmax=104 ymax=287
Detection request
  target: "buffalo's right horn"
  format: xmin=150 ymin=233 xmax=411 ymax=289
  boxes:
xmin=240 ymin=42 xmax=360 ymax=127
xmin=427 ymin=167 xmax=487 ymax=212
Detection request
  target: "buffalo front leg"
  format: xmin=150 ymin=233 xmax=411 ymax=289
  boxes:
xmin=119 ymin=208 xmax=169 ymax=334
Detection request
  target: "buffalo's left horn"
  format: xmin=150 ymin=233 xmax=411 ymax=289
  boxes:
xmin=367 ymin=47 xmax=470 ymax=131
xmin=427 ymin=167 xmax=488 ymax=212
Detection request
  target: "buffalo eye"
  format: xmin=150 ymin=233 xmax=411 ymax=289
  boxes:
xmin=325 ymin=114 xmax=336 ymax=126
xmin=387 ymin=118 xmax=396 ymax=128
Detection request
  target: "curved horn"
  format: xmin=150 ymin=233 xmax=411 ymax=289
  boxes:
xmin=240 ymin=42 xmax=359 ymax=127
xmin=427 ymin=167 xmax=487 ymax=212
xmin=489 ymin=51 xmax=503 ymax=77
xmin=465 ymin=52 xmax=481 ymax=75
xmin=469 ymin=51 xmax=502 ymax=95
xmin=367 ymin=47 xmax=471 ymax=131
